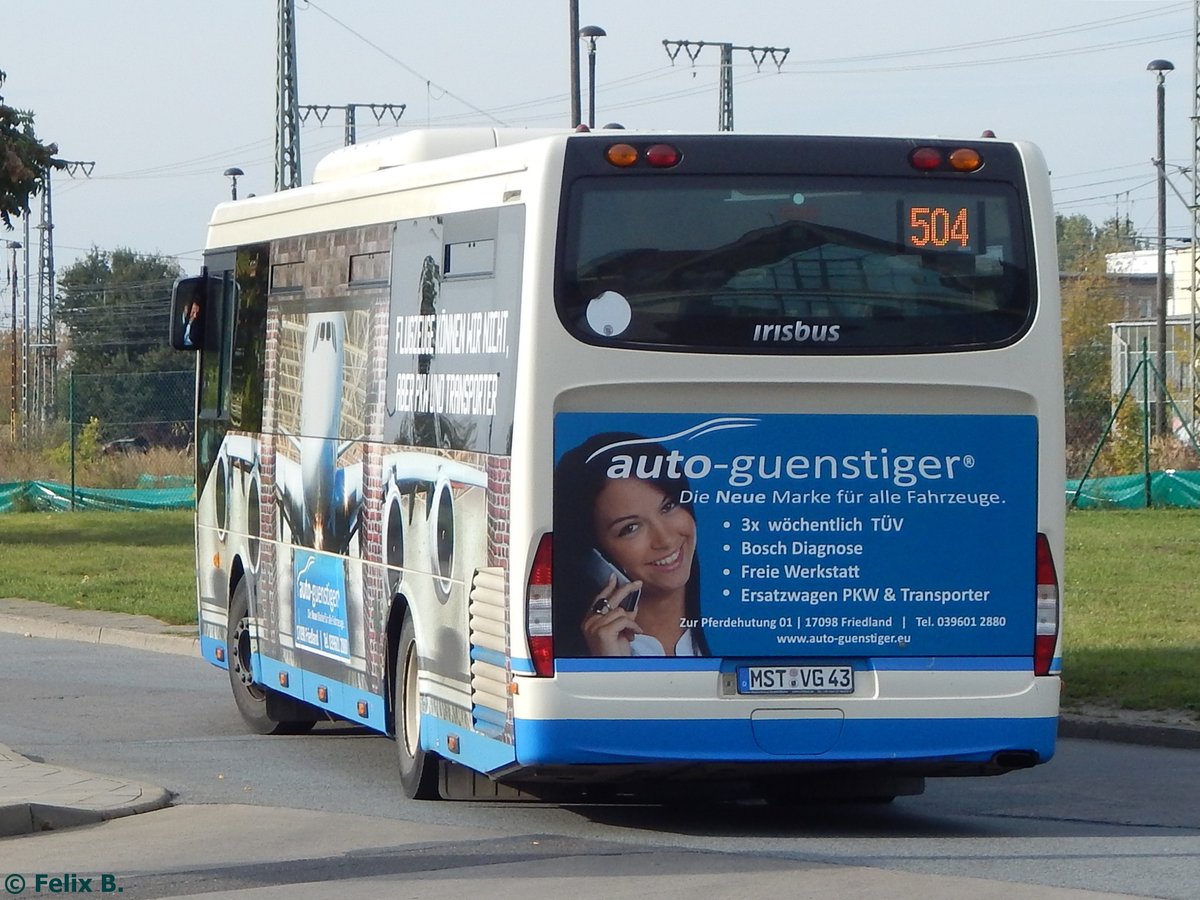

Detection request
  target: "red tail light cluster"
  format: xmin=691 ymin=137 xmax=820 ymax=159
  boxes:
xmin=909 ymin=146 xmax=985 ymax=173
xmin=526 ymin=534 xmax=555 ymax=676
xmin=1034 ymin=532 xmax=1060 ymax=676
xmin=605 ymin=143 xmax=682 ymax=169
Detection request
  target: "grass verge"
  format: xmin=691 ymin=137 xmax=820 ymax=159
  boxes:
xmin=1062 ymin=508 xmax=1200 ymax=716
xmin=0 ymin=507 xmax=1195 ymax=715
xmin=0 ymin=510 xmax=195 ymax=624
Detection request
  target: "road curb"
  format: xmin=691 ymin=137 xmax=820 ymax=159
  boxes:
xmin=0 ymin=613 xmax=199 ymax=658
xmin=0 ymin=791 xmax=174 ymax=838
xmin=0 ymin=742 xmax=174 ymax=838
xmin=1059 ymin=714 xmax=1200 ymax=750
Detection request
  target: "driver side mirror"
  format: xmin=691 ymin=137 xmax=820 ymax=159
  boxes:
xmin=169 ymin=275 xmax=206 ymax=351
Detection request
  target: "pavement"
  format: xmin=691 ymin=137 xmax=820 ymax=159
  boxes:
xmin=0 ymin=596 xmax=1198 ymax=839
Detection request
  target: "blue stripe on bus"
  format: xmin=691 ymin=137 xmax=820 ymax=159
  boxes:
xmin=511 ymin=715 xmax=1057 ymax=766
xmin=203 ymin=643 xmax=1057 ymax=679
xmin=555 ymin=658 xmax=720 ymax=673
xmin=423 ymin=712 xmax=517 ymax=773
xmin=870 ymin=657 xmax=1032 ymax=672
xmin=554 ymin=656 xmax=1042 ymax=674
xmin=200 ymin=634 xmax=228 ymax=669
xmin=255 ymin=654 xmax=387 ymax=733
xmin=472 ymin=704 xmax=509 ymax=730
xmin=470 ymin=645 xmax=508 ymax=668
xmin=469 ymin=646 xmax=540 ymax=675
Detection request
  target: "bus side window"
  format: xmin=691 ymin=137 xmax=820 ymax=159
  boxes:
xmin=230 ymin=245 xmax=269 ymax=432
xmin=199 ymin=270 xmax=235 ymax=420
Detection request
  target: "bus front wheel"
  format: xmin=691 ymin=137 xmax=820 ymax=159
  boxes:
xmin=395 ymin=615 xmax=440 ymax=799
xmin=227 ymin=579 xmax=317 ymax=735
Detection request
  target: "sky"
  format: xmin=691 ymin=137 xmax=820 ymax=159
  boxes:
xmin=1 ymin=0 xmax=1197 ymax=283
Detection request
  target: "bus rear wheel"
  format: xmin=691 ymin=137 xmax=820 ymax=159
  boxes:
xmin=227 ymin=579 xmax=317 ymax=735
xmin=395 ymin=615 xmax=440 ymax=799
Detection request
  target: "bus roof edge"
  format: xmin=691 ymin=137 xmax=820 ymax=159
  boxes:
xmin=311 ymin=127 xmax=567 ymax=183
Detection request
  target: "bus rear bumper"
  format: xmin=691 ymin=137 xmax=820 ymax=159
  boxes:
xmin=510 ymin=712 xmax=1056 ymax=776
xmin=504 ymin=666 xmax=1061 ymax=780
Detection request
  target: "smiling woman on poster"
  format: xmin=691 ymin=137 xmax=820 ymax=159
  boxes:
xmin=554 ymin=433 xmax=710 ymax=658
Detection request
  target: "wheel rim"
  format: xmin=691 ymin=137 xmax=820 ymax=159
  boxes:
xmin=231 ymin=617 xmax=266 ymax=700
xmin=402 ymin=641 xmax=420 ymax=758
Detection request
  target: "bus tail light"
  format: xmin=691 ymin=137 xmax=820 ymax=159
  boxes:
xmin=948 ymin=148 xmax=983 ymax=172
xmin=909 ymin=147 xmax=942 ymax=170
xmin=645 ymin=144 xmax=682 ymax=167
xmin=909 ymin=146 xmax=985 ymax=173
xmin=526 ymin=533 xmax=555 ymax=677
xmin=605 ymin=143 xmax=639 ymax=167
xmin=1034 ymin=533 xmax=1059 ymax=676
xmin=604 ymin=143 xmax=682 ymax=168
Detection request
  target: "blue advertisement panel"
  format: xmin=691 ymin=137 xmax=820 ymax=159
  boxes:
xmin=292 ymin=549 xmax=351 ymax=661
xmin=552 ymin=413 xmax=1036 ymax=660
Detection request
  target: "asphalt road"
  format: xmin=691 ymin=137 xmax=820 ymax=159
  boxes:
xmin=1 ymin=632 xmax=1197 ymax=898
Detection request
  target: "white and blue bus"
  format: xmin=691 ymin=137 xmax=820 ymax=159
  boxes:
xmin=172 ymin=128 xmax=1064 ymax=801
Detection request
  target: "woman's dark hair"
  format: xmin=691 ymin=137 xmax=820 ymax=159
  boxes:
xmin=552 ymin=431 xmax=708 ymax=656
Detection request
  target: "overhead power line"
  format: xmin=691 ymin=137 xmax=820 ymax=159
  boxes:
xmin=301 ymin=0 xmax=508 ymax=126
xmin=662 ymin=40 xmax=789 ymax=131
xmin=300 ymin=103 xmax=406 ymax=146
xmin=801 ymin=2 xmax=1189 ymax=65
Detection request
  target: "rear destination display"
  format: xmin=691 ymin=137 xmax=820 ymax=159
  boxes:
xmin=553 ymin=411 xmax=1037 ymax=659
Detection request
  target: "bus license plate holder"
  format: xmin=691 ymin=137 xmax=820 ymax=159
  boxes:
xmin=736 ymin=664 xmax=854 ymax=695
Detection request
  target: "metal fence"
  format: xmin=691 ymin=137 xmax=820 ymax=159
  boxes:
xmin=13 ymin=359 xmax=1200 ymax=509
xmin=1067 ymin=338 xmax=1200 ymax=507
xmin=0 ymin=369 xmax=194 ymax=512
xmin=58 ymin=369 xmax=195 ymax=503
xmin=67 ymin=369 xmax=194 ymax=453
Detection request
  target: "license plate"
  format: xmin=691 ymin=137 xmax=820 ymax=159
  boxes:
xmin=737 ymin=664 xmax=854 ymax=694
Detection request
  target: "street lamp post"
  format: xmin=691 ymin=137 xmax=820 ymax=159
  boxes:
xmin=1147 ymin=58 xmax=1176 ymax=439
xmin=3 ymin=239 xmax=21 ymax=441
xmin=223 ymin=167 xmax=245 ymax=201
xmin=579 ymin=25 xmax=606 ymax=129
xmin=1148 ymin=58 xmax=1174 ymax=439
xmin=569 ymin=0 xmax=581 ymax=127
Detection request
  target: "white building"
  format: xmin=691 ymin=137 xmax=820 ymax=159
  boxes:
xmin=1105 ymin=249 xmax=1199 ymax=428
xmin=1105 ymin=248 xmax=1198 ymax=318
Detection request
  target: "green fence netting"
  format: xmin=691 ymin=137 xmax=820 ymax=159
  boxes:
xmin=1067 ymin=469 xmax=1200 ymax=509
xmin=0 ymin=481 xmax=194 ymax=513
xmin=5 ymin=468 xmax=1200 ymax=514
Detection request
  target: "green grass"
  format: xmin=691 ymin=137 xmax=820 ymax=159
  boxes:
xmin=1063 ymin=509 xmax=1200 ymax=715
xmin=0 ymin=508 xmax=1196 ymax=715
xmin=0 ymin=510 xmax=196 ymax=624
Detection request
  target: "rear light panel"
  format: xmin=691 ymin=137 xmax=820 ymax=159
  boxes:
xmin=526 ymin=533 xmax=555 ymax=676
xmin=604 ymin=142 xmax=683 ymax=169
xmin=909 ymin=145 xmax=985 ymax=173
xmin=1034 ymin=532 xmax=1060 ymax=676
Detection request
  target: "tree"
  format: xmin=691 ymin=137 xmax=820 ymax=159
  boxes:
xmin=1061 ymin=250 xmax=1123 ymax=477
xmin=0 ymin=70 xmax=61 ymax=229
xmin=1056 ymin=213 xmax=1138 ymax=273
xmin=58 ymin=247 xmax=183 ymax=371
xmin=56 ymin=248 xmax=188 ymax=444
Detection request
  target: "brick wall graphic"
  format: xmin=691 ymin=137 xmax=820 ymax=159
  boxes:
xmin=246 ymin=221 xmax=513 ymax=713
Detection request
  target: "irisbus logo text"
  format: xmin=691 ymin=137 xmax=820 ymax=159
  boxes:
xmin=753 ymin=320 xmax=841 ymax=343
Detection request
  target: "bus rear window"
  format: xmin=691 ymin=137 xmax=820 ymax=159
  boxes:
xmin=556 ymin=175 xmax=1033 ymax=353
